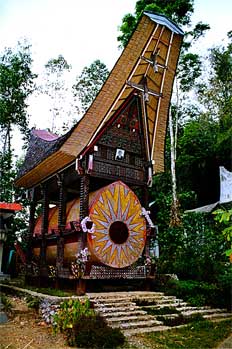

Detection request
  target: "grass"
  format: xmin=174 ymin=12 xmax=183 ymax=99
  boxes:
xmin=135 ymin=319 xmax=232 ymax=349
xmin=1 ymin=278 xmax=74 ymax=297
xmin=24 ymin=286 xmax=73 ymax=297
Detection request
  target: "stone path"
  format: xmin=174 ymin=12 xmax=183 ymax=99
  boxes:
xmin=87 ymin=291 xmax=232 ymax=336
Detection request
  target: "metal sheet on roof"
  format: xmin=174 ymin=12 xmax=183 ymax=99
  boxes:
xmin=144 ymin=12 xmax=184 ymax=35
xmin=185 ymin=202 xmax=219 ymax=213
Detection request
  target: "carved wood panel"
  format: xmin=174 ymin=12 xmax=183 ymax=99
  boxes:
xmin=92 ymin=96 xmax=147 ymax=184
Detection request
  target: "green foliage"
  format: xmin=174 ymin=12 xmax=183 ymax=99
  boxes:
xmin=72 ymin=59 xmax=109 ymax=114
xmin=0 ymin=41 xmax=36 ymax=244
xmin=177 ymin=115 xmax=220 ymax=204
xmin=68 ymin=315 xmax=125 ymax=348
xmin=25 ymin=295 xmax=40 ymax=311
xmin=52 ymin=298 xmax=94 ymax=334
xmin=52 ymin=299 xmax=125 ymax=348
xmin=154 ymin=210 xmax=231 ymax=310
xmin=1 ymin=294 xmax=13 ymax=313
xmin=0 ymin=42 xmax=36 ymax=138
xmin=177 ymin=53 xmax=202 ymax=91
xmin=213 ymin=208 xmax=232 ymax=259
xmin=146 ymin=319 xmax=232 ymax=349
xmin=25 ymin=286 xmax=71 ymax=297
xmin=45 ymin=54 xmax=71 ymax=74
xmin=117 ymin=0 xmax=194 ymax=48
xmin=197 ymin=32 xmax=232 ymax=168
xmin=164 ymin=278 xmax=231 ymax=309
xmin=0 ymin=151 xmax=16 ymax=202
xmin=157 ymin=212 xmax=228 ymax=282
xmin=213 ymin=208 xmax=232 ymax=241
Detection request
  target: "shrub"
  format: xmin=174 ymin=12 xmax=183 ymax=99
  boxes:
xmin=52 ymin=299 xmax=125 ymax=348
xmin=1 ymin=294 xmax=13 ymax=313
xmin=164 ymin=279 xmax=229 ymax=308
xmin=25 ymin=295 xmax=41 ymax=311
xmin=69 ymin=314 xmax=125 ymax=348
xmin=52 ymin=298 xmax=94 ymax=334
xmin=157 ymin=212 xmax=228 ymax=283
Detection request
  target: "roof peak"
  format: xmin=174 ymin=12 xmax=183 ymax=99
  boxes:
xmin=144 ymin=11 xmax=184 ymax=35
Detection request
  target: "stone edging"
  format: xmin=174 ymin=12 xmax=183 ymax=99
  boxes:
xmin=0 ymin=283 xmax=83 ymax=302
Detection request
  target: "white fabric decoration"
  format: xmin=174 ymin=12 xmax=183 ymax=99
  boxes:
xmin=80 ymin=216 xmax=95 ymax=234
xmin=220 ymin=166 xmax=232 ymax=203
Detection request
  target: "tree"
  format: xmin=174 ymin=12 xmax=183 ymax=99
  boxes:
xmin=36 ymin=54 xmax=79 ymax=134
xmin=176 ymin=32 xmax=232 ymax=206
xmin=117 ymin=0 xmax=194 ymax=48
xmin=0 ymin=42 xmax=36 ymax=201
xmin=197 ymin=31 xmax=232 ymax=170
xmin=72 ymin=59 xmax=109 ymax=114
xmin=0 ymin=42 xmax=36 ymax=152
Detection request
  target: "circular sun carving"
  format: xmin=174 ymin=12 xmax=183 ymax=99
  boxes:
xmin=88 ymin=181 xmax=146 ymax=268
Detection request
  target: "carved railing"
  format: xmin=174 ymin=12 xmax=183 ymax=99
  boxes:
xmin=88 ymin=265 xmax=147 ymax=279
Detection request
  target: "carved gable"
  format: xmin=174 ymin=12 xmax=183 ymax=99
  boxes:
xmin=92 ymin=95 xmax=147 ymax=184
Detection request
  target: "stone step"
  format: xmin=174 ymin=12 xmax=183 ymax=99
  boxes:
xmin=90 ymin=297 xmax=134 ymax=304
xmin=99 ymin=309 xmax=148 ymax=318
xmin=111 ymin=319 xmax=162 ymax=330
xmin=95 ymin=305 xmax=140 ymax=313
xmin=141 ymin=302 xmax=187 ymax=310
xmin=177 ymin=306 xmax=211 ymax=311
xmin=132 ymin=294 xmax=176 ymax=299
xmin=203 ymin=312 xmax=232 ymax=320
xmin=87 ymin=292 xmax=165 ymax=301
xmin=106 ymin=314 xmax=156 ymax=323
xmin=159 ymin=313 xmax=180 ymax=319
xmin=132 ymin=296 xmax=177 ymax=303
xmin=123 ymin=325 xmax=170 ymax=336
xmin=88 ymin=291 xmax=165 ymax=296
xmin=93 ymin=301 xmax=136 ymax=308
xmin=182 ymin=308 xmax=227 ymax=317
xmin=94 ymin=303 xmax=141 ymax=313
xmin=174 ymin=302 xmax=189 ymax=307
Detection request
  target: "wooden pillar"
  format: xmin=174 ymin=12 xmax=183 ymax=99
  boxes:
xmin=77 ymin=173 xmax=90 ymax=294
xmin=56 ymin=174 xmax=66 ymax=272
xmin=79 ymin=174 xmax=90 ymax=249
xmin=142 ymin=185 xmax=151 ymax=259
xmin=40 ymin=183 xmax=49 ymax=268
xmin=26 ymin=189 xmax=36 ymax=263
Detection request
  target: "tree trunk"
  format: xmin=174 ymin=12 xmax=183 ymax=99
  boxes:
xmin=169 ymin=107 xmax=181 ymax=226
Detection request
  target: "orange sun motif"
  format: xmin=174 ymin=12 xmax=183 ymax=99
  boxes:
xmin=88 ymin=181 xmax=146 ymax=268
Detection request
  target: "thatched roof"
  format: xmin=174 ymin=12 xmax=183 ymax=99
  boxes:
xmin=15 ymin=12 xmax=183 ymax=189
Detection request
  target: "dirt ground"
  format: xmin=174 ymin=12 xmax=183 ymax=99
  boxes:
xmin=0 ymin=297 xmax=70 ymax=349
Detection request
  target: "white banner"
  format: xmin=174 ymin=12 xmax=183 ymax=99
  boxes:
xmin=220 ymin=166 xmax=232 ymax=203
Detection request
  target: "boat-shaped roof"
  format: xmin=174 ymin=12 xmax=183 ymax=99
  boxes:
xmin=16 ymin=11 xmax=183 ymax=188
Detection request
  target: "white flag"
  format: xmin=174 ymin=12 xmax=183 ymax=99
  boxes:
xmin=220 ymin=166 xmax=232 ymax=203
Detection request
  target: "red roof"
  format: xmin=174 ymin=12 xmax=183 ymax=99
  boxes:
xmin=0 ymin=202 xmax=22 ymax=212
xmin=32 ymin=129 xmax=59 ymax=141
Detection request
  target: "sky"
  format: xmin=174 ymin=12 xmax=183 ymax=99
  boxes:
xmin=0 ymin=0 xmax=231 ymax=134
